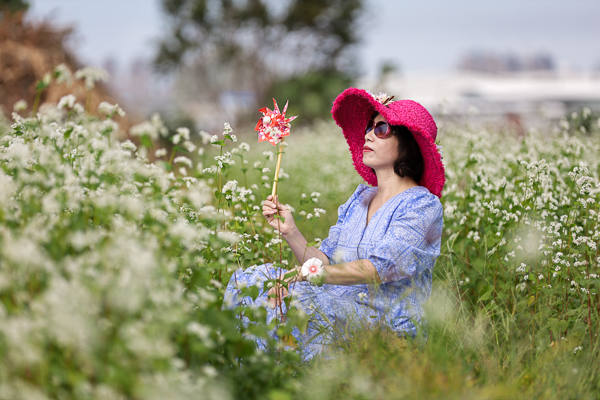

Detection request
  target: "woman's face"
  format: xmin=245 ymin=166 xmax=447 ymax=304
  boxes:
xmin=362 ymin=113 xmax=399 ymax=171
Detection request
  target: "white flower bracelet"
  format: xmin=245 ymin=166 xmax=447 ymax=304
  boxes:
xmin=300 ymin=257 xmax=326 ymax=286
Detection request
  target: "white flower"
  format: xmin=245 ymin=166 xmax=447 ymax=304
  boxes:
xmin=74 ymin=66 xmax=109 ymax=90
xmin=98 ymin=101 xmax=125 ymax=117
xmin=154 ymin=148 xmax=168 ymax=158
xmin=301 ymin=258 xmax=325 ymax=286
xmin=538 ymin=274 xmax=544 ymax=280
xmin=173 ymin=156 xmax=193 ymax=168
xmin=199 ymin=130 xmax=212 ymax=145
xmin=183 ymin=141 xmax=197 ymax=152
xmin=222 ymin=180 xmax=238 ymax=193
xmin=239 ymin=142 xmax=250 ymax=152
xmin=58 ymin=94 xmax=77 ymax=109
xmin=121 ymin=140 xmax=137 ymax=152
xmin=262 ymin=151 xmax=274 ymax=161
xmin=129 ymin=113 xmax=168 ymax=140
xmin=366 ymin=90 xmax=395 ymax=106
xmin=54 ymin=63 xmax=73 ymax=85
xmin=262 ymin=167 xmax=271 ymax=173
xmin=210 ymin=135 xmax=219 ymax=143
xmin=177 ymin=127 xmax=191 ymax=141
xmin=358 ymin=292 xmax=367 ymax=302
xmin=42 ymin=72 xmax=52 ymax=85
xmin=13 ymin=99 xmax=28 ymax=112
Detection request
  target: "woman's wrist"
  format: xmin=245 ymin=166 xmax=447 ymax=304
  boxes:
xmin=281 ymin=225 xmax=301 ymax=241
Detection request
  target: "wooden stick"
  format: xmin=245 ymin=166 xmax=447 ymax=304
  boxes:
xmin=271 ymin=138 xmax=284 ymax=198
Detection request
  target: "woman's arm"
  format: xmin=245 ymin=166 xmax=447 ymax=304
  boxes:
xmin=282 ymin=226 xmax=330 ymax=266
xmin=269 ymin=258 xmax=381 ymax=307
xmin=321 ymin=259 xmax=381 ymax=285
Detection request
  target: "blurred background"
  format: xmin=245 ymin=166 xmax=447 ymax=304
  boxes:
xmin=2 ymin=0 xmax=600 ymax=134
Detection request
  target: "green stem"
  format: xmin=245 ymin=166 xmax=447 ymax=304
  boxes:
xmin=31 ymin=90 xmax=43 ymax=116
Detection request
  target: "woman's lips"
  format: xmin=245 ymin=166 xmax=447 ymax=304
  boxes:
xmin=363 ymin=146 xmax=373 ymax=152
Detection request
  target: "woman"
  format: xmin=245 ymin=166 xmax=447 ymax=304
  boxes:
xmin=224 ymin=88 xmax=445 ymax=360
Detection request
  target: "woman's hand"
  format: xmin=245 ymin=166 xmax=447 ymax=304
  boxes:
xmin=262 ymin=195 xmax=296 ymax=235
xmin=267 ymin=268 xmax=303 ymax=308
xmin=267 ymin=285 xmax=289 ymax=309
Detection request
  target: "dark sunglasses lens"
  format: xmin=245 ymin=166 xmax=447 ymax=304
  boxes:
xmin=374 ymin=122 xmax=389 ymax=137
xmin=365 ymin=119 xmax=374 ymax=134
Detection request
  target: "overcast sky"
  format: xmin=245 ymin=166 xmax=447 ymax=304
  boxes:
xmin=29 ymin=0 xmax=600 ymax=77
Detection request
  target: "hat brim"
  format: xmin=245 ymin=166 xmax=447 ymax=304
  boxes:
xmin=331 ymin=87 xmax=445 ymax=198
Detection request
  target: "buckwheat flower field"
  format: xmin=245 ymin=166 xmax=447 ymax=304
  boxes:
xmin=1 ymin=75 xmax=599 ymax=398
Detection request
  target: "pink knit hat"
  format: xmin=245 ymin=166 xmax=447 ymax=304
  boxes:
xmin=331 ymin=87 xmax=445 ymax=198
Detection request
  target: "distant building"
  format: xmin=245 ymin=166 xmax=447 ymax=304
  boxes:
xmin=361 ymin=68 xmax=600 ymax=133
xmin=458 ymin=51 xmax=555 ymax=74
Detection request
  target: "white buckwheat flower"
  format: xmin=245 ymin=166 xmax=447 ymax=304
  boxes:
xmin=13 ymin=99 xmax=27 ymax=112
xmin=174 ymin=156 xmax=193 ymax=168
xmin=222 ymin=180 xmax=238 ymax=193
xmin=74 ymin=66 xmax=109 ymax=90
xmin=99 ymin=101 xmax=125 ymax=117
xmin=58 ymin=94 xmax=77 ymax=109
xmin=155 ymin=148 xmax=168 ymax=158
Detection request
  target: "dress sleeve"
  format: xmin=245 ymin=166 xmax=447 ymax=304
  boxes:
xmin=319 ymin=184 xmax=368 ymax=263
xmin=368 ymin=193 xmax=443 ymax=285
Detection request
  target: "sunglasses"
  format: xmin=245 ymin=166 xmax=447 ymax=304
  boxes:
xmin=365 ymin=119 xmax=392 ymax=139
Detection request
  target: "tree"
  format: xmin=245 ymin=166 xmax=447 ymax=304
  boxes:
xmin=154 ymin=0 xmax=364 ymax=123
xmin=0 ymin=0 xmax=29 ymax=16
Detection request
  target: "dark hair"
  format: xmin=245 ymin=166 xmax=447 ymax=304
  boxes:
xmin=369 ymin=112 xmax=424 ymax=183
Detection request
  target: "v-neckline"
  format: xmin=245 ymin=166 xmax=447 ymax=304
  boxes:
xmin=365 ymin=186 xmax=418 ymax=228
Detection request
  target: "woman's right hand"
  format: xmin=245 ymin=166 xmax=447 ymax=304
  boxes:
xmin=262 ymin=195 xmax=296 ymax=235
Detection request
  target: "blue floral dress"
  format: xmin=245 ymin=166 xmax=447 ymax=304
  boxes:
xmin=224 ymin=184 xmax=443 ymax=360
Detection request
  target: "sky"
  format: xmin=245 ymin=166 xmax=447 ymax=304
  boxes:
xmin=28 ymin=0 xmax=600 ymax=77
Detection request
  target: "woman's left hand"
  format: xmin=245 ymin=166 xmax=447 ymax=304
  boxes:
xmin=267 ymin=285 xmax=289 ymax=308
xmin=267 ymin=269 xmax=303 ymax=308
xmin=262 ymin=195 xmax=296 ymax=235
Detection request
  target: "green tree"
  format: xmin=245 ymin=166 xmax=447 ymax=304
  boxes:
xmin=154 ymin=0 xmax=364 ymax=122
xmin=0 ymin=0 xmax=29 ymax=16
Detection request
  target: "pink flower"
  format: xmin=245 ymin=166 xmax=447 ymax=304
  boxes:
xmin=255 ymin=99 xmax=298 ymax=146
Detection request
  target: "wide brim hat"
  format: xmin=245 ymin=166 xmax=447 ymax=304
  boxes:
xmin=331 ymin=87 xmax=445 ymax=198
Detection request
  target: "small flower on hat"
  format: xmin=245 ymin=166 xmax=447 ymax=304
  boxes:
xmin=301 ymin=257 xmax=326 ymax=286
xmin=366 ymin=90 xmax=395 ymax=106
xmin=436 ymin=144 xmax=443 ymax=157
xmin=255 ymin=98 xmax=298 ymax=146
